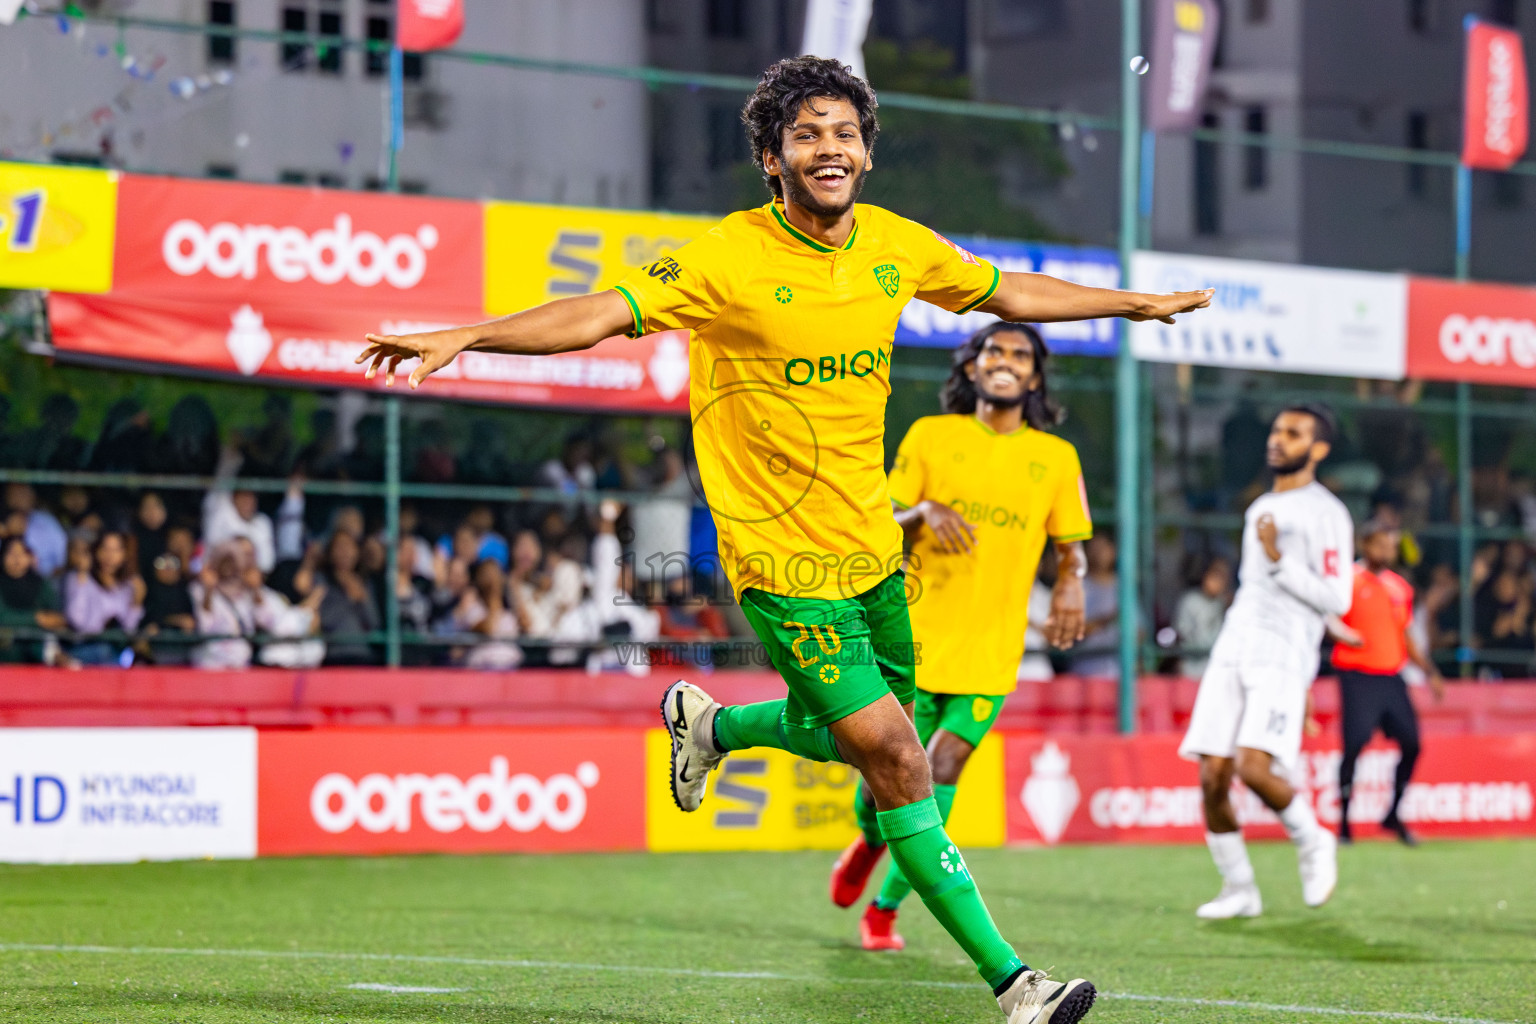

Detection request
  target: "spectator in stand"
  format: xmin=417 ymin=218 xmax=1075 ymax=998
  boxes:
xmin=1418 ymin=562 xmax=1461 ymax=664
xmin=165 ymin=525 xmax=197 ymax=580
xmin=1173 ymin=556 xmax=1233 ymax=680
xmin=0 ymin=536 xmax=67 ymax=665
xmin=329 ymin=505 xmax=366 ymax=544
xmin=56 ymin=485 xmax=103 ymax=540
xmin=392 ymin=535 xmax=436 ymax=664
xmin=294 ymin=408 xmax=345 ymax=481
xmin=190 ymin=542 xmax=259 ymax=670
xmin=237 ymin=393 xmax=295 ymax=480
xmin=17 ymin=393 xmax=88 ymax=471
xmin=410 ymin=420 xmax=457 ymax=483
xmin=1483 ymin=566 xmax=1535 ymax=675
xmin=464 ymin=505 xmax=509 ymax=567
xmin=630 ymin=445 xmax=694 ymax=597
xmin=656 ymin=573 xmax=730 ymax=641
xmin=5 ymin=483 xmax=67 ymax=578
xmin=139 ymin=551 xmax=197 ymax=665
xmin=1069 ymin=534 xmax=1122 ymax=679
xmin=1018 ymin=548 xmax=1057 ymax=682
xmin=452 ymin=557 xmax=522 ymax=670
xmin=203 ymin=447 xmax=276 ymax=573
xmin=132 ymin=491 xmax=171 ymax=579
xmin=313 ymin=530 xmax=379 ymax=665
xmin=540 ymin=434 xmax=596 ymax=517
xmin=157 ymin=395 xmax=221 ymax=477
xmin=88 ymin=398 xmax=155 ymax=474
xmin=64 ymin=529 xmax=144 ymax=665
xmin=342 ymin=414 xmax=386 ymax=481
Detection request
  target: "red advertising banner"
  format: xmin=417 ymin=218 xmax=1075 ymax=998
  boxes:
xmin=398 ymin=0 xmax=464 ymax=52
xmin=257 ymin=727 xmax=646 ymax=856
xmin=1463 ymin=19 xmax=1529 ymax=170
xmin=1405 ymin=275 xmax=1536 ymax=385
xmin=1145 ymin=0 xmax=1222 ymax=133
xmin=48 ymin=291 xmax=691 ymax=412
xmin=111 ymin=174 xmax=483 ymax=312
xmin=1005 ymin=733 xmax=1536 ymax=845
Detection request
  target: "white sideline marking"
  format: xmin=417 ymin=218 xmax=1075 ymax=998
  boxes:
xmin=346 ymin=982 xmax=466 ymax=994
xmin=0 ymin=943 xmax=1522 ymax=1024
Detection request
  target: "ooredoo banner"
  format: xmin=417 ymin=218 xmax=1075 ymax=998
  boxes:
xmin=47 ymin=291 xmax=692 ymax=412
xmin=1128 ymin=250 xmax=1408 ymax=379
xmin=1005 ymin=734 xmax=1535 ymax=845
xmin=111 ymin=174 xmax=483 ymax=311
xmin=257 ymin=728 xmax=645 ymax=855
xmin=1406 ymin=275 xmax=1536 ymax=385
xmin=0 ymin=728 xmax=256 ymax=864
xmin=1463 ymin=18 xmax=1529 ymax=171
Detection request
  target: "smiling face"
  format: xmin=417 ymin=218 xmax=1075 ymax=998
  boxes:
xmin=763 ymin=97 xmax=872 ymax=219
xmin=965 ymin=329 xmax=1039 ymax=409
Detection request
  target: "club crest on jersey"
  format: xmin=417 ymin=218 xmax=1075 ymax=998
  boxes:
xmin=873 ymin=263 xmax=900 ymax=297
xmin=931 ymin=230 xmax=978 ymax=266
xmin=1029 ymin=461 xmax=1047 ymax=482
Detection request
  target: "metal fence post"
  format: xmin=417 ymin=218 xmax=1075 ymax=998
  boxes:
xmin=1116 ymin=0 xmax=1143 ymax=733
xmin=1454 ymin=163 xmax=1474 ymax=678
xmin=384 ymin=394 xmax=402 ymax=668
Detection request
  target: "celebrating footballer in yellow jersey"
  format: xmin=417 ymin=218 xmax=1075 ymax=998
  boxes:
xmin=357 ymin=53 xmax=1210 ymax=1024
xmin=831 ymin=322 xmax=1095 ymax=954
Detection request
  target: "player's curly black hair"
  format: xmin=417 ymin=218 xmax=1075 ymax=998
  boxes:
xmin=940 ymin=321 xmax=1064 ymax=430
xmin=741 ymin=56 xmax=880 ymax=199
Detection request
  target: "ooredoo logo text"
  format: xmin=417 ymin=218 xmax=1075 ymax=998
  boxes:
xmin=1438 ymin=313 xmax=1536 ymax=368
xmin=161 ymin=213 xmax=440 ymax=289
xmin=308 ymin=757 xmax=600 ymax=835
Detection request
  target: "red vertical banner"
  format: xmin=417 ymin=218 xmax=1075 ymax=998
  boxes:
xmin=398 ymin=0 xmax=464 ymax=53
xmin=1463 ymin=18 xmax=1529 ymax=170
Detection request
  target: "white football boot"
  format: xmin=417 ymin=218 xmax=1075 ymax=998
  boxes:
xmin=1195 ymin=882 xmax=1263 ymax=919
xmin=1298 ymin=829 xmax=1338 ymax=907
xmin=997 ymin=970 xmax=1097 ymax=1024
xmin=660 ymin=679 xmax=724 ymax=812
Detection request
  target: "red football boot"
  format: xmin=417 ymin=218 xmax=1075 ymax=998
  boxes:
xmin=859 ymin=903 xmax=905 ymax=951
xmin=830 ymin=835 xmax=886 ymax=908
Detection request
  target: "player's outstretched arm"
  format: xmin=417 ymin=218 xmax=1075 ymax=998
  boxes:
xmin=357 ymin=290 xmax=636 ymax=390
xmin=978 ymin=273 xmax=1213 ymax=325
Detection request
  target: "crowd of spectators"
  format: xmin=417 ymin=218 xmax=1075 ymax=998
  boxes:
xmin=0 ymin=391 xmax=735 ymax=670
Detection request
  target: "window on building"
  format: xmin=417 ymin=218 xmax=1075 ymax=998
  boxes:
xmin=317 ymin=4 xmax=343 ymax=75
xmin=278 ymin=169 xmax=310 ymax=185
xmin=1492 ymin=172 xmax=1524 ymax=207
xmin=316 ymin=173 xmax=345 ymax=188
xmin=207 ymin=1 xmax=237 ymax=66
xmin=707 ymin=103 xmax=745 ymax=170
xmin=280 ymin=5 xmax=308 ymax=71
xmin=1408 ymin=0 xmax=1432 ymax=33
xmin=365 ymin=4 xmax=424 ymax=81
xmin=1247 ymin=0 xmax=1269 ymax=22
xmin=1489 ymin=0 xmax=1519 ymax=26
xmin=1194 ymin=113 xmax=1221 ymax=235
xmin=1243 ymin=106 xmax=1268 ymax=190
xmin=707 ymin=0 xmax=747 ymax=39
xmin=205 ymin=163 xmax=238 ymax=179
xmin=1406 ymin=111 xmax=1429 ymax=197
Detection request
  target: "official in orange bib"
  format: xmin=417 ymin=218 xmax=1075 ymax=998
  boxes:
xmin=1328 ymin=518 xmax=1445 ymax=846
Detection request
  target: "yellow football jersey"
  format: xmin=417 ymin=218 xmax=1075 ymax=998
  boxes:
xmin=888 ymin=414 xmax=1093 ymax=696
xmin=613 ymin=201 xmax=999 ymax=602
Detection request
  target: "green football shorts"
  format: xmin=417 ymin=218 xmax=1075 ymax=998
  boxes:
xmin=738 ymin=571 xmax=918 ymax=730
xmin=914 ymin=689 xmax=1008 ymax=749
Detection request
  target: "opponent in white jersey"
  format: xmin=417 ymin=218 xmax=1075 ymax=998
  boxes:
xmin=1179 ymin=404 xmax=1353 ymax=920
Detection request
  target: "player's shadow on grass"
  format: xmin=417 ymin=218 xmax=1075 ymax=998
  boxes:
xmin=1209 ymin=918 xmax=1430 ymax=963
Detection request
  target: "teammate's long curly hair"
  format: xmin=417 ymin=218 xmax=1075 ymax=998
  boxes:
xmin=940 ymin=322 xmax=1064 ymax=429
xmin=741 ymin=56 xmax=880 ymax=198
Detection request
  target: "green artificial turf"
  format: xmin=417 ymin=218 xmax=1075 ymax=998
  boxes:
xmin=0 ymin=839 xmax=1530 ymax=1023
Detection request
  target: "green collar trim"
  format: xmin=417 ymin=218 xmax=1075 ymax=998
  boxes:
xmin=971 ymin=416 xmax=1031 ymax=438
xmin=770 ymin=202 xmax=858 ymax=254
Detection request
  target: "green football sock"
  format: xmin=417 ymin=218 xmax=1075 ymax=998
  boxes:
xmin=873 ymin=783 xmax=954 ymax=909
xmin=713 ymin=700 xmax=839 ymax=763
xmin=852 ymin=780 xmax=884 ymax=848
xmin=878 ymin=796 xmax=1024 ymax=990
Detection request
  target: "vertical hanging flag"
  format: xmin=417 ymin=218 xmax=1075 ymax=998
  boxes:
xmin=801 ymin=0 xmax=873 ymax=80
xmin=1463 ymin=17 xmax=1529 ymax=170
xmin=1145 ymin=0 xmax=1221 ymax=132
xmin=0 ymin=0 xmax=27 ymax=26
xmin=397 ymin=0 xmax=463 ymax=53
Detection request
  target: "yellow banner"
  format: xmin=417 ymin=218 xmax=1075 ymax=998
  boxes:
xmin=484 ymin=201 xmax=717 ymax=315
xmin=0 ymin=162 xmax=117 ymax=294
xmin=645 ymin=729 xmax=1005 ymax=853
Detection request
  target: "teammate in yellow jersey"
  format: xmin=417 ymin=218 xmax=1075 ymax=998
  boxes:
xmin=829 ymin=321 xmax=1093 ymax=954
xmin=357 ymin=55 xmax=1209 ymax=1024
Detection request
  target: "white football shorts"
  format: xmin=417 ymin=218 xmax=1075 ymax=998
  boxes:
xmin=1178 ymin=630 xmax=1312 ymax=773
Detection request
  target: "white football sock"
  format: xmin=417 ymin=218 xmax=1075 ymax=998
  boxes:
xmin=1205 ymin=830 xmax=1255 ymax=887
xmin=1278 ymin=795 xmax=1321 ymax=847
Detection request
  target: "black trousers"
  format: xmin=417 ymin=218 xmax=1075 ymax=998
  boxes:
xmin=1337 ymin=670 xmax=1422 ymax=827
